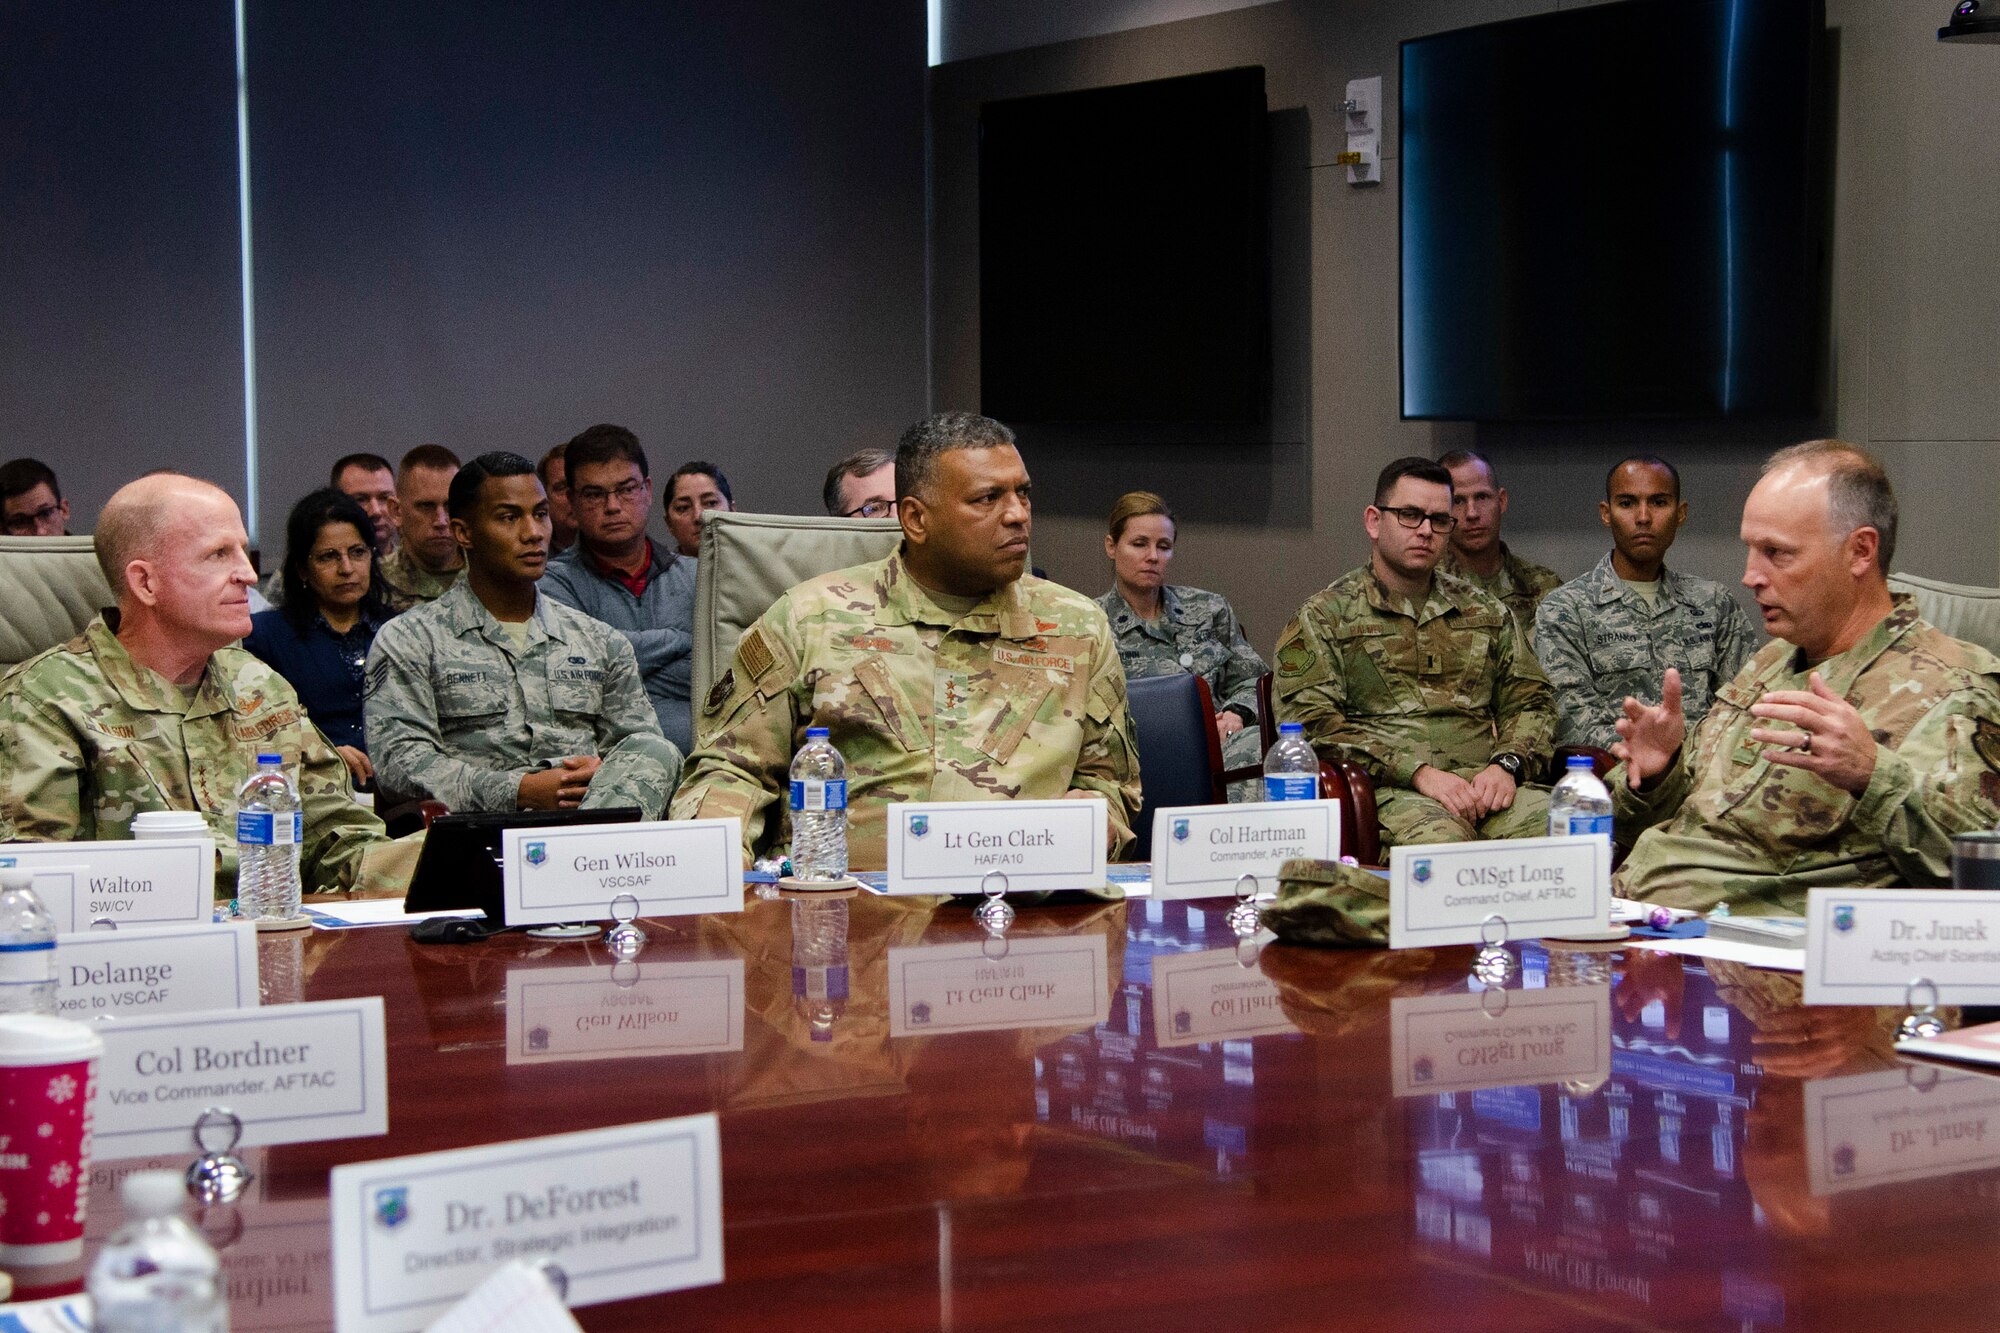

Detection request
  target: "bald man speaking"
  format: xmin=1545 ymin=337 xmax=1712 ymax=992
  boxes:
xmin=0 ymin=473 xmax=412 ymax=898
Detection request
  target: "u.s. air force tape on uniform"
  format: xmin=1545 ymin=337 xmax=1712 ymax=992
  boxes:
xmin=0 ymin=839 xmax=213 ymax=930
xmin=500 ymin=819 xmax=742 ymax=927
xmin=331 ymin=1113 xmax=723 ymax=1331
xmin=94 ymin=997 xmax=387 ymax=1158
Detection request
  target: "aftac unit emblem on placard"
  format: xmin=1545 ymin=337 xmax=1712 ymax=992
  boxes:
xmin=525 ymin=842 xmax=548 ymax=868
xmin=373 ymin=1186 xmax=410 ymax=1230
xmin=1413 ymin=1057 xmax=1434 ymax=1083
xmin=910 ymin=1002 xmax=931 ymax=1025
xmin=909 ymin=815 xmax=929 ymax=839
xmin=1833 ymin=904 xmax=1855 ymax=933
xmin=1412 ymin=859 xmax=1433 ymax=885
xmin=1172 ymin=818 xmax=1190 ymax=844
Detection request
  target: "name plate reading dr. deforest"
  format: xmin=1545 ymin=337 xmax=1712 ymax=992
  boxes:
xmin=94 ymin=997 xmax=388 ymax=1158
xmin=1804 ymin=889 xmax=2000 ymax=1006
xmin=55 ymin=922 xmax=259 ymax=1019
xmin=1149 ymin=801 xmax=1340 ymax=901
xmin=500 ymin=818 xmax=742 ymax=927
xmin=884 ymin=799 xmax=1107 ymax=895
xmin=331 ymin=1113 xmax=724 ymax=1331
xmin=0 ymin=838 xmax=213 ymax=931
xmin=1388 ymin=835 xmax=1610 ymax=950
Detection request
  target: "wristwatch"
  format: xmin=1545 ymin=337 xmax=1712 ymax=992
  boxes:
xmin=1490 ymin=753 xmax=1525 ymax=780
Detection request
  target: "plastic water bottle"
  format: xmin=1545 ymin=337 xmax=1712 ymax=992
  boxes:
xmin=791 ymin=897 xmax=850 ymax=1043
xmin=1548 ymin=754 xmax=1614 ymax=839
xmin=235 ymin=753 xmax=303 ymax=922
xmin=1263 ymin=722 xmax=1319 ymax=802
xmin=0 ymin=869 xmax=57 ymax=1015
xmin=87 ymin=1169 xmax=229 ymax=1332
xmin=789 ymin=728 xmax=849 ymax=882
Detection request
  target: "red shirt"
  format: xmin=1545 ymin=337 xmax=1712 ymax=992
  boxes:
xmin=584 ymin=539 xmax=657 ymax=599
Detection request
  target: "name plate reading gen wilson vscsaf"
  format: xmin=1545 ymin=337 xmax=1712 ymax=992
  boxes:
xmin=500 ymin=818 xmax=742 ymax=927
xmin=1388 ymin=835 xmax=1611 ymax=949
xmin=885 ymin=799 xmax=1107 ymax=895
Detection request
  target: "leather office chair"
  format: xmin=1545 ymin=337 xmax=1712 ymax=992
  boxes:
xmin=0 ymin=535 xmax=112 ymax=667
xmin=1125 ymin=674 xmax=1227 ymax=861
xmin=1889 ymin=572 xmax=2000 ymax=657
xmin=1247 ymin=671 xmax=1383 ymax=865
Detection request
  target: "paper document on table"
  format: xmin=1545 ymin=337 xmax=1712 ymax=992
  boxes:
xmin=425 ymin=1261 xmax=582 ymax=1333
xmin=305 ymin=899 xmax=483 ymax=927
xmin=1628 ymin=934 xmax=1804 ymax=973
xmin=0 ymin=1297 xmax=93 ymax=1332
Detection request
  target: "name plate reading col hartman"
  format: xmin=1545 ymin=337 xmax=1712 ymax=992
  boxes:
xmin=0 ymin=838 xmax=213 ymax=931
xmin=1803 ymin=1065 xmax=2000 ymax=1196
xmin=499 ymin=818 xmax=742 ymax=927
xmin=504 ymin=959 xmax=746 ymax=1065
xmin=1388 ymin=835 xmax=1611 ymax=950
xmin=1151 ymin=940 xmax=1297 ymax=1047
xmin=1149 ymin=801 xmax=1340 ymax=901
xmin=1390 ymin=986 xmax=1612 ymax=1097
xmin=1804 ymin=889 xmax=2000 ymax=1006
xmin=885 ymin=799 xmax=1107 ymax=896
xmin=331 ymin=1113 xmax=723 ymax=1332
xmin=55 ymin=922 xmax=259 ymax=1019
xmin=94 ymin=997 xmax=387 ymax=1159
xmin=888 ymin=934 xmax=1111 ymax=1038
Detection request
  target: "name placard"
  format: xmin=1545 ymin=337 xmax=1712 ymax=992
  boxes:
xmin=330 ymin=1113 xmax=724 ymax=1331
xmin=0 ymin=839 xmax=213 ymax=930
xmin=1804 ymin=889 xmax=2000 ymax=1006
xmin=1151 ymin=940 xmax=1296 ymax=1046
xmin=1149 ymin=801 xmax=1340 ymax=901
xmin=1803 ymin=1065 xmax=2000 ymax=1195
xmin=884 ymin=799 xmax=1106 ymax=896
xmin=499 ymin=819 xmax=742 ymax=927
xmin=1388 ymin=835 xmax=1610 ymax=949
xmin=94 ymin=997 xmax=388 ymax=1158
xmin=55 ymin=922 xmax=259 ymax=1019
xmin=504 ymin=960 xmax=745 ymax=1065
xmin=887 ymin=934 xmax=1110 ymax=1037
xmin=1389 ymin=986 xmax=1612 ymax=1097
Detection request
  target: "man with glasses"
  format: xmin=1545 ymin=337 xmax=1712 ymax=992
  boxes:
xmin=1438 ymin=449 xmax=1562 ymax=636
xmin=1273 ymin=456 xmax=1557 ymax=847
xmin=539 ymin=424 xmax=698 ymax=752
xmin=822 ymin=447 xmax=897 ymax=519
xmin=0 ymin=458 xmax=71 ymax=536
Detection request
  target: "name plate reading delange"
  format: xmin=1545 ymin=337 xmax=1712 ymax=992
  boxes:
xmin=0 ymin=838 xmax=213 ymax=930
xmin=500 ymin=818 xmax=742 ymax=927
xmin=1390 ymin=986 xmax=1612 ymax=1097
xmin=55 ymin=922 xmax=259 ymax=1019
xmin=1149 ymin=801 xmax=1340 ymax=901
xmin=330 ymin=1113 xmax=723 ymax=1331
xmin=504 ymin=960 xmax=746 ymax=1064
xmin=1151 ymin=940 xmax=1297 ymax=1046
xmin=1388 ymin=835 xmax=1610 ymax=949
xmin=1804 ymin=1065 xmax=2000 ymax=1196
xmin=887 ymin=934 xmax=1110 ymax=1037
xmin=94 ymin=997 xmax=388 ymax=1158
xmin=885 ymin=799 xmax=1106 ymax=896
xmin=1804 ymin=889 xmax=2000 ymax=1006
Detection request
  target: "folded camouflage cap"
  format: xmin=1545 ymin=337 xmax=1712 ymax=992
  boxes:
xmin=1259 ymin=858 xmax=1392 ymax=947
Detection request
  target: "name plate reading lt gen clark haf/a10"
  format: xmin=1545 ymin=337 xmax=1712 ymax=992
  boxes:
xmin=884 ymin=799 xmax=1107 ymax=896
xmin=1388 ymin=835 xmax=1611 ymax=949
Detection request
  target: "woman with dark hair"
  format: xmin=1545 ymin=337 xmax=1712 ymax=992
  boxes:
xmin=244 ymin=488 xmax=390 ymax=788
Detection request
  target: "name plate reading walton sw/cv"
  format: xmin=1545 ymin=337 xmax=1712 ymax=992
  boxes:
xmin=330 ymin=1113 xmax=723 ymax=1332
xmin=499 ymin=818 xmax=743 ymax=927
xmin=1149 ymin=801 xmax=1340 ymax=901
xmin=1388 ymin=835 xmax=1611 ymax=949
xmin=94 ymin=997 xmax=388 ymax=1158
xmin=0 ymin=838 xmax=213 ymax=931
xmin=884 ymin=799 xmax=1106 ymax=895
xmin=1804 ymin=889 xmax=2000 ymax=1006
xmin=55 ymin=922 xmax=259 ymax=1020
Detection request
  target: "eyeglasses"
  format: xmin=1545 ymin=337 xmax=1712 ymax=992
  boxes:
xmin=573 ymin=480 xmax=648 ymax=509
xmin=1379 ymin=505 xmax=1456 ymax=533
xmin=841 ymin=500 xmax=895 ymax=519
xmin=2 ymin=503 xmax=63 ymax=535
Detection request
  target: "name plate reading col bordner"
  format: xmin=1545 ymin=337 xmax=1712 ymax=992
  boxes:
xmin=1149 ymin=801 xmax=1340 ymax=901
xmin=94 ymin=997 xmax=388 ymax=1159
xmin=55 ymin=922 xmax=259 ymax=1019
xmin=885 ymin=799 xmax=1107 ymax=896
xmin=0 ymin=838 xmax=213 ymax=931
xmin=1804 ymin=888 xmax=2000 ymax=1006
xmin=500 ymin=818 xmax=742 ymax=927
xmin=330 ymin=1113 xmax=723 ymax=1332
xmin=1388 ymin=835 xmax=1611 ymax=950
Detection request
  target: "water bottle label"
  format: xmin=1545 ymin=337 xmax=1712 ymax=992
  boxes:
xmin=0 ymin=946 xmax=55 ymax=985
xmin=1265 ymin=774 xmax=1317 ymax=802
xmin=1561 ymin=813 xmax=1614 ymax=838
xmin=236 ymin=811 xmax=303 ymax=846
xmin=790 ymin=779 xmax=847 ymax=813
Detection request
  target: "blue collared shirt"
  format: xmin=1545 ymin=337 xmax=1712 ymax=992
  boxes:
xmin=242 ymin=607 xmax=384 ymax=752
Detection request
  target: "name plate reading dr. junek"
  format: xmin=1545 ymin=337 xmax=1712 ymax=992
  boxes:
xmin=884 ymin=799 xmax=1106 ymax=895
xmin=1804 ymin=889 xmax=2000 ymax=1006
xmin=1388 ymin=835 xmax=1610 ymax=949
xmin=500 ymin=818 xmax=742 ymax=927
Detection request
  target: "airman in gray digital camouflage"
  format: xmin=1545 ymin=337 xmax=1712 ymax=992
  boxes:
xmin=1534 ymin=457 xmax=1760 ymax=751
xmin=1438 ymin=449 xmax=1563 ymax=633
xmin=1273 ymin=457 xmax=1557 ymax=847
xmin=364 ymin=452 xmax=681 ymax=816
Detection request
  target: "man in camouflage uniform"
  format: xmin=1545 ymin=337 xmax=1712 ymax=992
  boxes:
xmin=1438 ymin=449 xmax=1563 ymax=633
xmin=0 ymin=474 xmax=415 ymax=897
xmin=1273 ymin=456 xmax=1557 ymax=847
xmin=378 ymin=444 xmax=465 ymax=613
xmin=1097 ymin=585 xmax=1267 ymax=776
xmin=365 ymin=452 xmax=681 ymax=816
xmin=1613 ymin=441 xmax=2000 ymax=916
xmin=1535 ymin=456 xmax=1759 ymax=751
xmin=672 ymin=412 xmax=1142 ymax=867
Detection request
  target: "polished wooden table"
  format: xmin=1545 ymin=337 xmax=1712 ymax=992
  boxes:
xmin=63 ymin=893 xmax=2000 ymax=1330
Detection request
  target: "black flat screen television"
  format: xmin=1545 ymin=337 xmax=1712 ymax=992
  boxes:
xmin=979 ymin=66 xmax=1270 ymax=430
xmin=1400 ymin=0 xmax=1825 ymax=421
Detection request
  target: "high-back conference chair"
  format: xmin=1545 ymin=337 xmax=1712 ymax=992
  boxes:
xmin=1125 ymin=673 xmax=1227 ymax=861
xmin=1890 ymin=572 xmax=2000 ymax=658
xmin=0 ymin=536 xmax=112 ymax=668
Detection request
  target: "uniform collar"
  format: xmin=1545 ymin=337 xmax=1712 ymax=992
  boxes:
xmin=1587 ymin=551 xmax=1687 ymax=607
xmin=1101 ymin=585 xmax=1183 ymax=634
xmin=1780 ymin=593 xmax=1924 ymax=693
xmin=1361 ymin=567 xmax=1464 ymax=625
xmin=86 ymin=614 xmax=235 ymax=721
xmin=877 ymin=549 xmax=1040 ymax=639
xmin=436 ymin=578 xmax=565 ymax=653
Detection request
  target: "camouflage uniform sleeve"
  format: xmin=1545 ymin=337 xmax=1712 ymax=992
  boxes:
xmin=1852 ymin=688 xmax=2000 ymax=885
xmin=668 ymin=604 xmax=803 ymax=862
xmin=1069 ymin=618 xmax=1143 ymax=859
xmin=0 ymin=671 xmax=86 ymax=841
xmin=591 ymin=630 xmax=669 ymax=748
xmin=364 ymin=621 xmax=524 ymax=812
xmin=1712 ymin=590 xmax=1759 ymax=687
xmin=295 ymin=717 xmax=394 ymax=894
xmin=1532 ymin=588 xmax=1619 ymax=751
xmin=1491 ymin=605 xmax=1556 ymax=772
xmin=1609 ymin=731 xmax=1698 ymax=848
xmin=1271 ymin=607 xmax=1405 ymax=783
xmin=1207 ymin=599 xmax=1267 ymax=722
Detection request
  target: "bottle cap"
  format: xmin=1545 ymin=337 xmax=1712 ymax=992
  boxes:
xmin=1278 ymin=722 xmax=1303 ymax=735
xmin=120 ymin=1169 xmax=189 ymax=1219
xmin=805 ymin=727 xmax=829 ymax=740
xmin=257 ymin=752 xmax=282 ymax=766
xmin=1566 ymin=754 xmax=1595 ymax=770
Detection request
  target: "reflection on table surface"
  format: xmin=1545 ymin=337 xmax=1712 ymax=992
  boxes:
xmin=60 ymin=895 xmax=2000 ymax=1330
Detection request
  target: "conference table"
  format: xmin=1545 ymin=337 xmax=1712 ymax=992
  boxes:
xmin=47 ymin=888 xmax=2000 ymax=1330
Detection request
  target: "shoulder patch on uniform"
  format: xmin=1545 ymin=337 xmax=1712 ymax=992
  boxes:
xmin=704 ymin=668 xmax=736 ymax=716
xmin=1275 ymin=635 xmax=1318 ymax=678
xmin=738 ymin=628 xmax=777 ymax=681
xmin=1975 ymin=718 xmax=2000 ymax=771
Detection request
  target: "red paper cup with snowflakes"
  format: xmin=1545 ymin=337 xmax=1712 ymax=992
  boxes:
xmin=0 ymin=1015 xmax=104 ymax=1265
